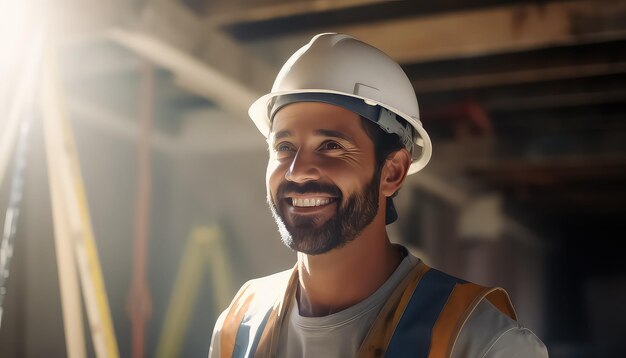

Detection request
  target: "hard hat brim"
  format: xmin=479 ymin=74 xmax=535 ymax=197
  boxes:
xmin=249 ymin=89 xmax=432 ymax=175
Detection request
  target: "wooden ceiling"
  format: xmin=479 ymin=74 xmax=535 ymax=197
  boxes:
xmin=58 ymin=0 xmax=625 ymax=238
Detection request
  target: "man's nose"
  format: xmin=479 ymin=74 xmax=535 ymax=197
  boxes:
xmin=285 ymin=150 xmax=321 ymax=183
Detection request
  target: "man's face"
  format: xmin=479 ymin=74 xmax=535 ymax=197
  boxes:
xmin=266 ymin=102 xmax=382 ymax=255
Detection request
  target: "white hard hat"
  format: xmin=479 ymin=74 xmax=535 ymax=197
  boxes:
xmin=249 ymin=33 xmax=432 ymax=174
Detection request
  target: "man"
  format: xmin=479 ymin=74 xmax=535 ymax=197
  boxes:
xmin=209 ymin=33 xmax=547 ymax=357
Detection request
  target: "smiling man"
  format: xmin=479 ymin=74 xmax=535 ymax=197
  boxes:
xmin=209 ymin=33 xmax=547 ymax=357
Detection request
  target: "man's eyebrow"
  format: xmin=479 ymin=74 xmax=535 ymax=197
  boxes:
xmin=270 ymin=129 xmax=354 ymax=142
xmin=271 ymin=130 xmax=292 ymax=141
xmin=316 ymin=129 xmax=354 ymax=142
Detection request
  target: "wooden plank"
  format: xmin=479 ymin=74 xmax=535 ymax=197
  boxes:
xmin=109 ymin=0 xmax=275 ymax=118
xmin=156 ymin=226 xmax=233 ymax=358
xmin=328 ymin=0 xmax=626 ymax=63
xmin=467 ymin=156 xmax=626 ymax=185
xmin=485 ymin=89 xmax=626 ymax=112
xmin=42 ymin=45 xmax=87 ymax=358
xmin=42 ymin=44 xmax=120 ymax=358
xmin=206 ymin=0 xmax=388 ymax=27
xmin=109 ymin=28 xmax=261 ymax=119
xmin=412 ymin=62 xmax=626 ymax=93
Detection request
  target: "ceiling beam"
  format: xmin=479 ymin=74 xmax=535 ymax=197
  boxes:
xmin=331 ymin=0 xmax=626 ymax=63
xmin=206 ymin=0 xmax=388 ymax=28
xmin=109 ymin=0 xmax=275 ymax=119
xmin=484 ymin=89 xmax=626 ymax=112
xmin=49 ymin=0 xmax=132 ymax=39
xmin=109 ymin=28 xmax=258 ymax=119
xmin=412 ymin=61 xmax=626 ymax=93
xmin=215 ymin=0 xmax=539 ymax=41
xmin=468 ymin=156 xmax=626 ymax=185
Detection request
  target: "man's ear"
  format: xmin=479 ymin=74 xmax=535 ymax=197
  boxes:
xmin=380 ymin=149 xmax=411 ymax=197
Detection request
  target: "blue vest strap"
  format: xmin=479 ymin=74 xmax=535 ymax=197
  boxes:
xmin=385 ymin=269 xmax=465 ymax=357
xmin=232 ymin=307 xmax=272 ymax=358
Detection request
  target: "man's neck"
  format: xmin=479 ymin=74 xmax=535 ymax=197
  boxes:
xmin=295 ymin=224 xmax=403 ymax=317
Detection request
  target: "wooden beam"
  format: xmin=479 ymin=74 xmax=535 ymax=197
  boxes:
xmin=109 ymin=28 xmax=258 ymax=119
xmin=206 ymin=0 xmax=387 ymax=28
xmin=49 ymin=0 xmax=132 ymax=39
xmin=413 ymin=61 xmax=626 ymax=93
xmin=110 ymin=0 xmax=275 ymax=118
xmin=511 ymin=188 xmax=626 ymax=215
xmin=467 ymin=156 xmax=626 ymax=185
xmin=328 ymin=0 xmax=626 ymax=63
xmin=485 ymin=89 xmax=626 ymax=112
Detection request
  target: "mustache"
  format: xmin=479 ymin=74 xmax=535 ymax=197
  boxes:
xmin=277 ymin=181 xmax=342 ymax=199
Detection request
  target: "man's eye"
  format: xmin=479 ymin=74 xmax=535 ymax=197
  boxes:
xmin=320 ymin=141 xmax=342 ymax=150
xmin=276 ymin=143 xmax=293 ymax=152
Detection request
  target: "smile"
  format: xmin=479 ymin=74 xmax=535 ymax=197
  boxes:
xmin=290 ymin=197 xmax=336 ymax=207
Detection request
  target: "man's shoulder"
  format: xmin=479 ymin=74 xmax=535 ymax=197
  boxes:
xmin=391 ymin=262 xmax=547 ymax=355
xmin=453 ymin=299 xmax=548 ymax=357
xmin=210 ymin=268 xmax=295 ymax=358
xmin=230 ymin=267 xmax=294 ymax=307
xmin=244 ymin=267 xmax=294 ymax=292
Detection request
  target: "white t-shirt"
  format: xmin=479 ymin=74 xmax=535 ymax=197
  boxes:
xmin=209 ymin=253 xmax=548 ymax=357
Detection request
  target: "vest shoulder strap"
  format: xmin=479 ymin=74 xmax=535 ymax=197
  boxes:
xmin=219 ymin=268 xmax=295 ymax=358
xmin=357 ymin=263 xmax=516 ymax=358
xmin=428 ymin=282 xmax=516 ymax=358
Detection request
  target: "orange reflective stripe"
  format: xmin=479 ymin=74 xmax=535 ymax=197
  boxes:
xmin=428 ymin=284 xmax=516 ymax=358
xmin=428 ymin=283 xmax=485 ymax=358
xmin=485 ymin=288 xmax=517 ymax=321
xmin=220 ymin=282 xmax=254 ymax=358
xmin=356 ymin=262 xmax=430 ymax=357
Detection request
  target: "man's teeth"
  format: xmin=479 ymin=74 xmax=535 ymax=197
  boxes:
xmin=292 ymin=198 xmax=332 ymax=207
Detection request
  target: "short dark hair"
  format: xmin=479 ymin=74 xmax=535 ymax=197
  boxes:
xmin=359 ymin=116 xmax=406 ymax=173
xmin=359 ymin=116 xmax=406 ymax=224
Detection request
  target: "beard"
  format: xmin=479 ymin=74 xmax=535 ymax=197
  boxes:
xmin=267 ymin=172 xmax=381 ymax=255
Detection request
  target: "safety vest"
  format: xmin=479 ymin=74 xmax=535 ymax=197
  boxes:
xmin=218 ymin=262 xmax=517 ymax=358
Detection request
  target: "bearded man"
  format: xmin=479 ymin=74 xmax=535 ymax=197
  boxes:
xmin=209 ymin=33 xmax=548 ymax=358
